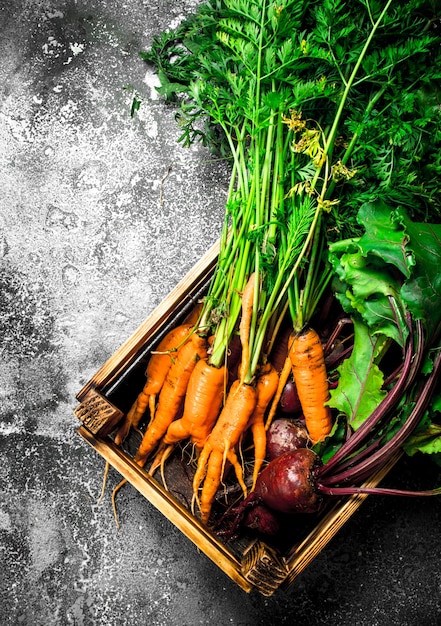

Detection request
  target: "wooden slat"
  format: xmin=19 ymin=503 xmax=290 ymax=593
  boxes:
xmin=74 ymin=388 xmax=123 ymax=436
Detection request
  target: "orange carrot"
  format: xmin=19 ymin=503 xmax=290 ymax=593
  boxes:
xmin=192 ymin=379 xmax=257 ymax=524
xmin=166 ymin=359 xmax=228 ymax=448
xmin=134 ymin=331 xmax=208 ymax=466
xmin=238 ymin=272 xmax=256 ymax=384
xmin=289 ymin=325 xmax=333 ymax=444
xmin=148 ymin=360 xmax=228 ymax=475
xmin=265 ymin=333 xmax=295 ymax=431
xmin=115 ymin=323 xmax=194 ymax=446
xmin=248 ymin=363 xmax=279 ymax=489
xmin=98 ymin=323 xmax=195 ymax=506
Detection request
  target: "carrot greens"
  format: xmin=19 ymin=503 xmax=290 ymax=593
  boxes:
xmin=142 ymin=0 xmax=440 ymax=364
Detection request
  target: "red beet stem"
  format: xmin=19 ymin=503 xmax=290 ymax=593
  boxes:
xmin=320 ymin=338 xmax=441 ymax=488
xmin=318 ymin=316 xmax=420 ymax=478
xmin=318 ymin=485 xmax=441 ymax=497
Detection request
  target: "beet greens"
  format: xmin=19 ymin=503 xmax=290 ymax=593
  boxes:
xmin=316 ymin=202 xmax=441 ymax=491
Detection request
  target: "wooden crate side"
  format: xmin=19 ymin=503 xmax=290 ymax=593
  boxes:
xmin=77 ymin=426 xmax=255 ymax=594
xmin=73 ymin=388 xmax=124 ymax=436
xmin=241 ymin=541 xmax=290 ymax=596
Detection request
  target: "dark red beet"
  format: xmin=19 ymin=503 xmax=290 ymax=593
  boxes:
xmin=279 ymin=378 xmax=302 ymax=414
xmin=255 ymin=448 xmax=323 ymax=514
xmin=243 ymin=503 xmax=281 ymax=536
xmin=266 ymin=418 xmax=309 ymax=460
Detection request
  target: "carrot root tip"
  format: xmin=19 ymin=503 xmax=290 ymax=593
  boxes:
xmin=97 ymin=461 xmax=110 ymax=505
xmin=111 ymin=478 xmax=128 ymax=530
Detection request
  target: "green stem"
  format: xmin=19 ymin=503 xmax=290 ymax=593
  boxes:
xmin=283 ymin=1 xmax=394 ymax=327
xmin=322 ymin=0 xmax=394 ymax=166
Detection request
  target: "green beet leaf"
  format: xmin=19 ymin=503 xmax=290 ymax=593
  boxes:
xmin=403 ymin=422 xmax=441 ymax=461
xmin=358 ymin=203 xmax=441 ymax=342
xmin=328 ymin=317 xmax=387 ymax=430
xmin=397 ymin=215 xmax=441 ymax=342
xmin=329 ymin=242 xmax=408 ymax=346
xmin=330 ymin=201 xmax=441 ymax=347
xmin=356 ymin=201 xmax=413 ymax=278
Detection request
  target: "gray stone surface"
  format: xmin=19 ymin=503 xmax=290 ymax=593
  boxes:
xmin=1 ymin=2 xmax=441 ymax=625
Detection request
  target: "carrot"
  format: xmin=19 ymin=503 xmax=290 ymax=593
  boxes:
xmin=248 ymin=363 xmax=279 ymax=489
xmin=98 ymin=322 xmax=193 ymax=515
xmin=265 ymin=333 xmax=295 ymax=431
xmin=192 ymin=379 xmax=257 ymax=524
xmin=238 ymin=272 xmax=256 ymax=384
xmin=134 ymin=330 xmax=208 ymax=466
xmin=289 ymin=325 xmax=333 ymax=444
xmin=97 ymin=323 xmax=195 ymax=506
xmin=191 ymin=271 xmax=259 ymax=524
xmin=167 ymin=360 xmax=228 ymax=448
xmin=148 ymin=360 xmax=228 ymax=475
xmin=115 ymin=323 xmax=194 ymax=446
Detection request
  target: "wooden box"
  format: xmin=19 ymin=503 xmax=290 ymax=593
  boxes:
xmin=74 ymin=241 xmax=398 ymax=596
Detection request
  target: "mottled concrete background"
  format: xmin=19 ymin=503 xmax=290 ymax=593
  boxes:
xmin=1 ymin=2 xmax=441 ymax=625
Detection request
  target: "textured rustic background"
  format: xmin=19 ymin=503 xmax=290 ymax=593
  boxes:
xmin=1 ymin=1 xmax=441 ymax=625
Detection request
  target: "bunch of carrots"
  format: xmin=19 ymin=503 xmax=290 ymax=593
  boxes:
xmin=110 ymin=284 xmax=332 ymax=526
xmin=101 ymin=0 xmax=441 ymax=530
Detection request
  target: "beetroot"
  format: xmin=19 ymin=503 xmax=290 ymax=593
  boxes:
xmin=256 ymin=449 xmax=323 ymax=514
xmin=216 ymin=448 xmax=323 ymax=539
xmin=266 ymin=418 xmax=309 ymax=460
xmin=279 ymin=378 xmax=302 ymax=414
xmin=243 ymin=503 xmax=281 ymax=536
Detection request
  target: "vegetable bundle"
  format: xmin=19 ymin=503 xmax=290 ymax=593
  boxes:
xmin=110 ymin=0 xmax=441 ymax=535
